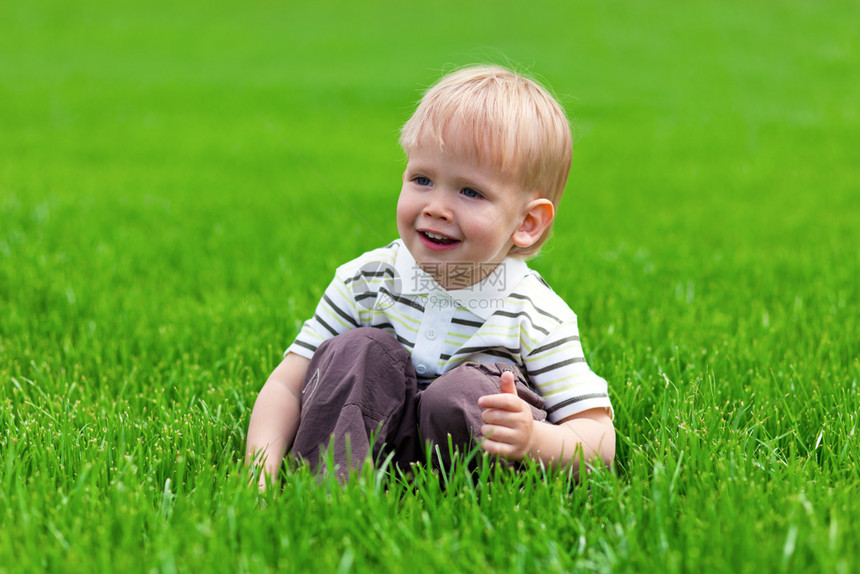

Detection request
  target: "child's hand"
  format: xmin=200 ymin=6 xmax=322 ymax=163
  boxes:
xmin=477 ymin=371 xmax=535 ymax=461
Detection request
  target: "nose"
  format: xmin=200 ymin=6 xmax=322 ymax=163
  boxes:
xmin=422 ymin=190 xmax=453 ymax=221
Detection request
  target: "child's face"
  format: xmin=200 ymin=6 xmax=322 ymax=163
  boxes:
xmin=396 ymin=132 xmax=536 ymax=290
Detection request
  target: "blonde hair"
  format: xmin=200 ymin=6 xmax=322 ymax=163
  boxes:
xmin=399 ymin=65 xmax=573 ymax=257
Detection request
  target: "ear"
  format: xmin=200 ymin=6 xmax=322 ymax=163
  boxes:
xmin=511 ymin=198 xmax=555 ymax=248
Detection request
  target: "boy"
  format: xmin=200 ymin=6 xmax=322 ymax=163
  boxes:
xmin=246 ymin=65 xmax=615 ymax=485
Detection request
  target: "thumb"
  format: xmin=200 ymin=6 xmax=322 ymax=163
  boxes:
xmin=499 ymin=370 xmax=518 ymax=395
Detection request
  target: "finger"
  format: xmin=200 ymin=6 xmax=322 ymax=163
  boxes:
xmin=499 ymin=370 xmax=517 ymax=395
xmin=480 ymin=437 xmax=508 ymax=456
xmin=480 ymin=436 xmax=521 ymax=460
xmin=481 ymin=424 xmax=515 ymax=444
xmin=480 ymin=438 xmax=505 ymax=456
xmin=478 ymin=393 xmax=521 ymax=411
xmin=481 ymin=405 xmax=521 ymax=425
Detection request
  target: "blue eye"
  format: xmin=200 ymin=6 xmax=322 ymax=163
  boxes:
xmin=461 ymin=188 xmax=483 ymax=199
xmin=414 ymin=176 xmax=431 ymax=186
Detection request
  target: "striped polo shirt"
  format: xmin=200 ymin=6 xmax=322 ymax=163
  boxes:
xmin=287 ymin=240 xmax=613 ymax=423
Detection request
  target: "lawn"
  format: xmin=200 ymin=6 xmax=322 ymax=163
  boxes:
xmin=1 ymin=0 xmax=858 ymax=572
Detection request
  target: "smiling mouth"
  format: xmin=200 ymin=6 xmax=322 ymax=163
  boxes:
xmin=420 ymin=231 xmax=459 ymax=246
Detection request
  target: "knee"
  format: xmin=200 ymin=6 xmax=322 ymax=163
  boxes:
xmin=314 ymin=327 xmax=404 ymax=364
xmin=420 ymin=371 xmax=490 ymax=415
xmin=418 ymin=365 xmax=497 ymax=443
xmin=306 ymin=327 xmax=414 ymax=409
xmin=319 ymin=326 xmax=398 ymax=350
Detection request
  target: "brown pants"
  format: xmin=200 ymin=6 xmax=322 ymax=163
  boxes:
xmin=291 ymin=327 xmax=547 ymax=478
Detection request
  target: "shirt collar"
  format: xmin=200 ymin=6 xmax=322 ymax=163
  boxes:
xmin=393 ymin=239 xmax=529 ymax=320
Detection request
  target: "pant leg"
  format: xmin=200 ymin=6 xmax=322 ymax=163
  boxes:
xmin=418 ymin=362 xmax=547 ymax=468
xmin=291 ymin=327 xmax=421 ymax=478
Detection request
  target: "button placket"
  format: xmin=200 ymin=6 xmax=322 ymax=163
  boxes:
xmin=411 ymin=290 xmax=456 ymax=379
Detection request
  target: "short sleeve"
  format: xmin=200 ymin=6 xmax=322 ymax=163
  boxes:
xmin=525 ymin=318 xmax=613 ymax=423
xmin=286 ymin=274 xmax=361 ymax=359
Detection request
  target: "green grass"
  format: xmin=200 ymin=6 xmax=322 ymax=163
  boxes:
xmin=1 ymin=0 xmax=858 ymax=571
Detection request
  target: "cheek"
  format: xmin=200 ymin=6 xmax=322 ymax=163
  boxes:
xmin=395 ymin=193 xmax=413 ymax=228
xmin=465 ymin=209 xmax=519 ymax=248
xmin=464 ymin=207 xmax=506 ymax=236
